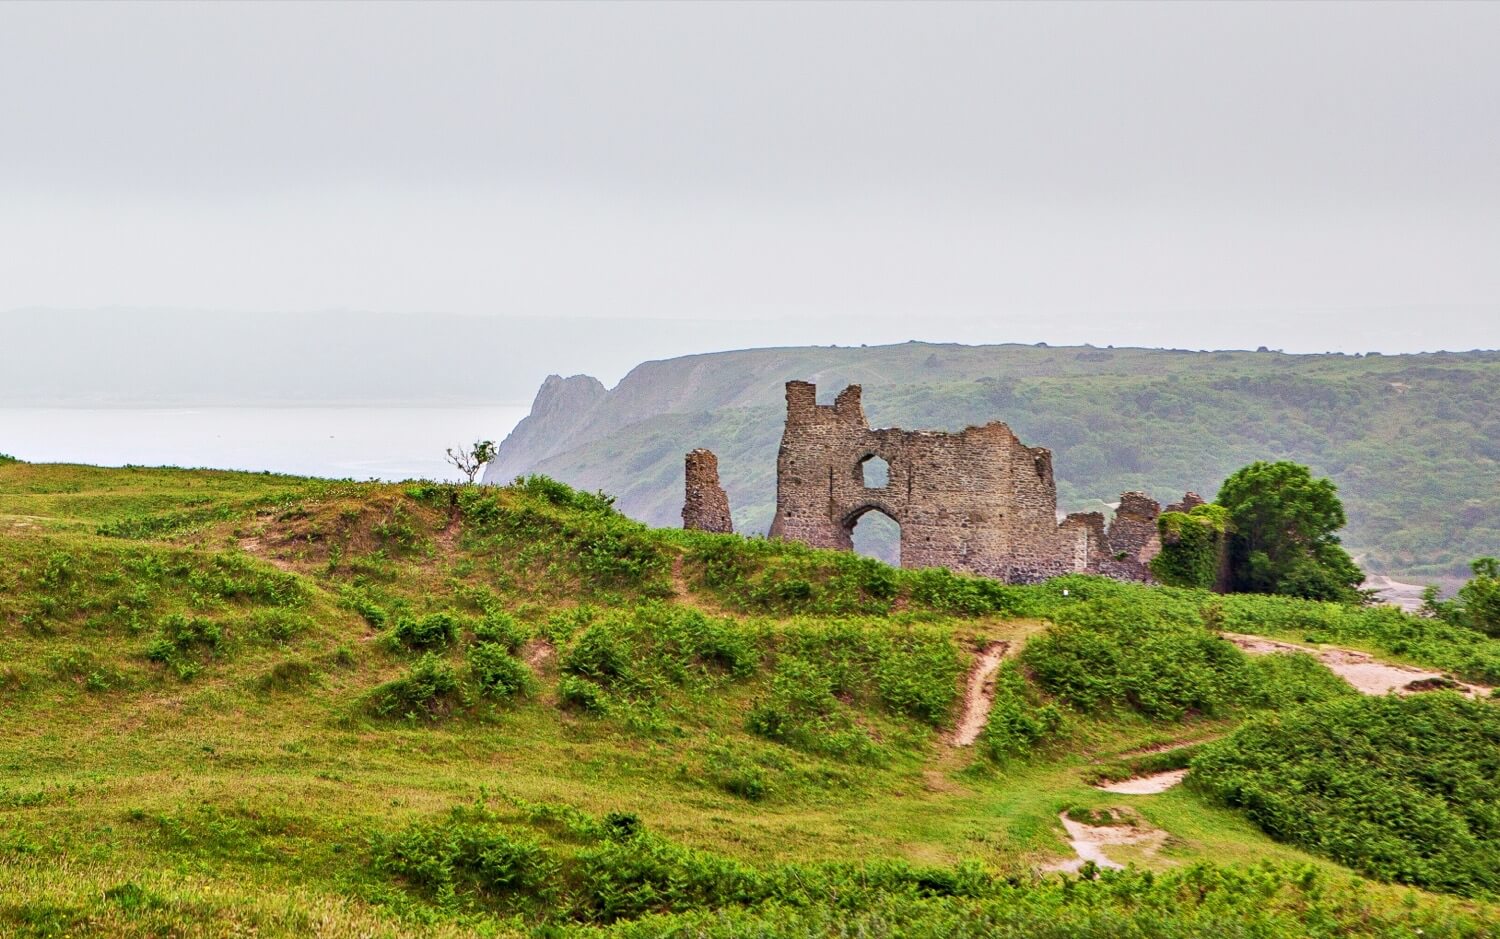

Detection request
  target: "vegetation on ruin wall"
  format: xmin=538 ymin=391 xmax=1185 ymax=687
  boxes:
xmin=500 ymin=344 xmax=1500 ymax=577
xmin=3 ymin=461 xmax=1500 ymax=936
xmin=1150 ymin=503 xmax=1229 ymax=589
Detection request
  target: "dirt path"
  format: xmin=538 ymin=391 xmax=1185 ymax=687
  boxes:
xmin=950 ymin=642 xmax=1011 ymax=747
xmin=1095 ymin=769 xmax=1188 ymax=794
xmin=1223 ymin=633 xmax=1491 ymax=698
xmin=1044 ymin=811 xmax=1167 ymax=873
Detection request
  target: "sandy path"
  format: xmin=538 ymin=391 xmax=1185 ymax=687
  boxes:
xmin=1044 ymin=812 xmax=1167 ymax=873
xmin=1223 ymin=633 xmax=1491 ymax=698
xmin=950 ymin=643 xmax=1010 ymax=747
xmin=1095 ymin=769 xmax=1189 ymax=794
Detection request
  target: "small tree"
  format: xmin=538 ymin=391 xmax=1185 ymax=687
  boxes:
xmin=445 ymin=439 xmax=496 ymax=485
xmin=1217 ymin=460 xmax=1363 ymax=602
xmin=1426 ymin=558 xmax=1500 ymax=637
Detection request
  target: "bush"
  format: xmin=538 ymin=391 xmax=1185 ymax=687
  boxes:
xmin=370 ymin=809 xmax=556 ymax=905
xmin=473 ymin=610 xmax=527 ymax=651
xmin=145 ymin=614 xmax=224 ymax=674
xmin=562 ymin=623 xmax=635 ymax=687
xmin=372 ymin=654 xmax=463 ymax=718
xmin=1021 ymin=596 xmax=1255 ymax=720
xmin=558 ymin=675 xmax=610 ymax=714
xmin=1192 ymin=692 xmax=1500 ymax=896
xmin=467 ymin=642 xmax=533 ymax=699
xmin=393 ymin=612 xmax=463 ymax=650
xmin=979 ymin=661 xmax=1066 ymax=762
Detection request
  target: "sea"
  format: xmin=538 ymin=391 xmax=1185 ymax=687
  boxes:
xmin=0 ymin=406 xmax=531 ymax=483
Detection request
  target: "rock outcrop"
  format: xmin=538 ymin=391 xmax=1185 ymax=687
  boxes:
xmin=482 ymin=374 xmax=607 ymax=484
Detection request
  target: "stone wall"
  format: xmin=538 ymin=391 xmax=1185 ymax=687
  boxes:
xmin=765 ymin=381 xmax=1100 ymax=582
xmin=692 ymin=380 xmax=1199 ymax=585
xmin=681 ymin=448 xmax=734 ymax=533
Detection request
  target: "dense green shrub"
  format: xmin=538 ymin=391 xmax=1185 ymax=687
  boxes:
xmin=1426 ymin=557 xmax=1500 ymax=638
xmin=244 ymin=608 xmax=312 ymax=644
xmin=371 ymin=653 xmax=463 ymax=718
xmin=467 ymin=642 xmax=534 ymax=699
xmin=558 ymin=675 xmax=611 ymax=714
xmin=979 ymin=661 xmax=1066 ymax=762
xmin=341 ymin=586 xmax=390 ymax=629
xmin=747 ymin=659 xmax=885 ymax=765
xmin=393 ymin=611 xmax=463 ymax=650
xmin=473 ymin=609 xmax=527 ymax=651
xmin=145 ymin=613 xmax=224 ymax=678
xmin=1192 ymin=692 xmax=1500 ymax=896
xmin=369 ymin=804 xmax=1497 ymax=935
xmin=370 ymin=809 xmax=556 ymax=905
xmin=1216 ymin=593 xmax=1500 ymax=684
xmin=1022 ymin=596 xmax=1256 ymax=720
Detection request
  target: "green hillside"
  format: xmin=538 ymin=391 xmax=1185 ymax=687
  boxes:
xmin=484 ymin=342 xmax=1500 ymax=579
xmin=2 ymin=457 xmax=1498 ymax=936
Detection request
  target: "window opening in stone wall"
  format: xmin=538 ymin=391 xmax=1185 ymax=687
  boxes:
xmin=860 ymin=455 xmax=890 ymax=488
xmin=850 ymin=508 xmax=900 ymax=567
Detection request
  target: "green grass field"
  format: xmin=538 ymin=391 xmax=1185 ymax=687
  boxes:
xmin=1 ymin=458 xmax=1495 ymax=937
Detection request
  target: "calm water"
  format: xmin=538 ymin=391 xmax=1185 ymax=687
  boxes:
xmin=0 ymin=406 xmax=531 ymax=482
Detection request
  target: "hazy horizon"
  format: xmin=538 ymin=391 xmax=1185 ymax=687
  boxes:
xmin=4 ymin=2 xmax=1499 ymax=362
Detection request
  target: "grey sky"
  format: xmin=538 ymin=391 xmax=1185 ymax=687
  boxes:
xmin=2 ymin=1 xmax=1497 ymax=353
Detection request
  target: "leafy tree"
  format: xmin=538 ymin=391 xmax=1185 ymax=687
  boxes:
xmin=445 ymin=439 xmax=496 ymax=484
xmin=1425 ymin=557 xmax=1500 ymax=637
xmin=1217 ymin=461 xmax=1362 ymax=602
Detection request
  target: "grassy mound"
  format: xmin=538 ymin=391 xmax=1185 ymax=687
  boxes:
xmin=2 ymin=460 xmax=1497 ymax=936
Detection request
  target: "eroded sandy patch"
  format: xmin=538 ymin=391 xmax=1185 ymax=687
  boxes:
xmin=950 ymin=642 xmax=1010 ymax=747
xmin=1222 ymin=633 xmax=1491 ymax=698
xmin=1044 ymin=811 xmax=1167 ymax=873
xmin=1095 ymin=769 xmax=1189 ymax=794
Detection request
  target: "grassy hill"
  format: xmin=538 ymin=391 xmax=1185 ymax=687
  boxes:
xmin=483 ymin=342 xmax=1500 ymax=579
xmin=2 ymin=457 xmax=1497 ymax=937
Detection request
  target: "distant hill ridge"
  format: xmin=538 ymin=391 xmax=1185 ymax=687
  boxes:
xmin=486 ymin=341 xmax=1500 ymax=579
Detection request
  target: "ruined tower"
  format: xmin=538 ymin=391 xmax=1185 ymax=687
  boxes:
xmin=681 ymin=448 xmax=734 ymax=533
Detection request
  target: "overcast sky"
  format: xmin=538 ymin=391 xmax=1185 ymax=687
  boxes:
xmin=2 ymin=1 xmax=1497 ymax=353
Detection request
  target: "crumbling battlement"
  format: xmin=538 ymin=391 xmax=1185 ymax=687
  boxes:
xmin=682 ymin=448 xmax=734 ymax=533
xmin=708 ymin=380 xmax=1192 ymax=584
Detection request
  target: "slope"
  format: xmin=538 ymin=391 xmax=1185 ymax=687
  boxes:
xmin=2 ymin=459 xmax=1497 ymax=936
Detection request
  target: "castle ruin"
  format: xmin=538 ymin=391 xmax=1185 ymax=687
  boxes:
xmin=681 ymin=448 xmax=734 ymax=534
xmin=685 ymin=380 xmax=1197 ymax=584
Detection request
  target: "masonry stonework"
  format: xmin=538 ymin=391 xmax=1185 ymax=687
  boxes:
xmin=719 ymin=380 xmax=1194 ymax=583
xmin=682 ymin=448 xmax=734 ymax=533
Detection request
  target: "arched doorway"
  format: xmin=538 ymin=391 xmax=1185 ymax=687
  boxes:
xmin=847 ymin=505 xmax=900 ymax=567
